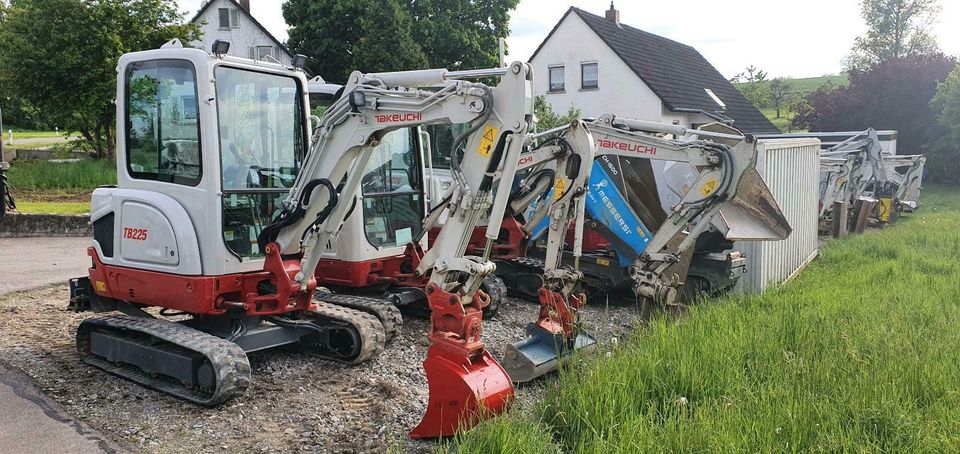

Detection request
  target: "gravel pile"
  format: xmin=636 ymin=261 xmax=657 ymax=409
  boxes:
xmin=0 ymin=285 xmax=646 ymax=453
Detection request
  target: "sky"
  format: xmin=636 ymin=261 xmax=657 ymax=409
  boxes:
xmin=176 ymin=0 xmax=960 ymax=79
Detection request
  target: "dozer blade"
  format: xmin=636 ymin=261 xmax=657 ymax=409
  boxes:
xmin=409 ymin=345 xmax=514 ymax=439
xmin=714 ymin=167 xmax=792 ymax=241
xmin=502 ymin=323 xmax=597 ymax=383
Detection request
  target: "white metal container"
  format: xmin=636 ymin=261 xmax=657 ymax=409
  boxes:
xmin=735 ymin=138 xmax=821 ymax=293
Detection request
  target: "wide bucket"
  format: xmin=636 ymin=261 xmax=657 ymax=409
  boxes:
xmin=409 ymin=345 xmax=514 ymax=439
xmin=714 ymin=167 xmax=792 ymax=241
xmin=502 ymin=324 xmax=598 ymax=383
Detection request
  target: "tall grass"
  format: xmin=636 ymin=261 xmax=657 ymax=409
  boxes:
xmin=451 ymin=185 xmax=960 ymax=453
xmin=6 ymin=159 xmax=116 ymax=190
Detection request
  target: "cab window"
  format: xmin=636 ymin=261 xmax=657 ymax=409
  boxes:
xmin=125 ymin=60 xmax=201 ymax=185
xmin=215 ymin=66 xmax=304 ymax=258
xmin=361 ymin=129 xmax=425 ymax=248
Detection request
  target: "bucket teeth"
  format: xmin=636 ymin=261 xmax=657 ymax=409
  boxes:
xmin=503 ymin=323 xmax=597 ymax=383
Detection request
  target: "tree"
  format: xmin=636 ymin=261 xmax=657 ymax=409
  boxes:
xmin=768 ymin=78 xmax=792 ymax=119
xmin=407 ymin=0 xmax=520 ymax=70
xmin=793 ymin=54 xmax=957 ymax=180
xmin=929 ymin=64 xmax=960 ymax=183
xmin=534 ymin=96 xmax=580 ymax=132
xmin=283 ymin=0 xmax=427 ymax=83
xmin=731 ymin=65 xmax=771 ymax=108
xmin=848 ymin=0 xmax=941 ymax=69
xmin=283 ymin=0 xmax=520 ymax=83
xmin=0 ymin=0 xmax=198 ymax=158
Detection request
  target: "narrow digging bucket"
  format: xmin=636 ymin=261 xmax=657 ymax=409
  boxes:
xmin=714 ymin=168 xmax=792 ymax=241
xmin=502 ymin=324 xmax=598 ymax=383
xmin=409 ymin=345 xmax=514 ymax=439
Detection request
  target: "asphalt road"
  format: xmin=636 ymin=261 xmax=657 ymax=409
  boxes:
xmin=0 ymin=236 xmax=118 ymax=453
xmin=0 ymin=365 xmax=117 ymax=453
xmin=0 ymin=237 xmax=92 ymax=294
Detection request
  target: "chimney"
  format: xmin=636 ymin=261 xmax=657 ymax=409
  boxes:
xmin=605 ymin=2 xmax=620 ymax=26
xmin=238 ymin=0 xmax=250 ymax=13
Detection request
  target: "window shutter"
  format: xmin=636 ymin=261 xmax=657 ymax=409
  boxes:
xmin=249 ymin=47 xmax=255 ymax=59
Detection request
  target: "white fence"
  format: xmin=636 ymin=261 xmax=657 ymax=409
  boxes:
xmin=757 ymin=130 xmax=898 ymax=155
xmin=735 ymin=138 xmax=821 ymax=293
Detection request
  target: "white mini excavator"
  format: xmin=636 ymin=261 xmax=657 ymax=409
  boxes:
xmin=68 ymin=39 xmax=535 ymax=438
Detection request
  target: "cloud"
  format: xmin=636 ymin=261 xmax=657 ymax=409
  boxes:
xmin=178 ymin=0 xmax=960 ymax=79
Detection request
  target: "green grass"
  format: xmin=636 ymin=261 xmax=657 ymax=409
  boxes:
xmin=788 ymin=74 xmax=850 ymax=95
xmin=451 ymin=184 xmax=960 ymax=452
xmin=761 ymin=107 xmax=797 ymax=133
xmin=14 ymin=201 xmax=89 ymax=215
xmin=5 ymin=130 xmax=80 ymax=139
xmin=6 ymin=159 xmax=116 ymax=190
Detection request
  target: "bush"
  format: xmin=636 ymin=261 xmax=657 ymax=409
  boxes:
xmin=929 ymin=65 xmax=960 ymax=183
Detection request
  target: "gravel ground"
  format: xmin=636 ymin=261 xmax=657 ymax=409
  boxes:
xmin=0 ymin=285 xmax=645 ymax=453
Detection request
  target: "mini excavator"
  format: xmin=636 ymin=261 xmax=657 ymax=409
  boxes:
xmin=67 ymin=39 xmax=535 ymax=438
xmin=486 ymin=115 xmax=792 ymax=381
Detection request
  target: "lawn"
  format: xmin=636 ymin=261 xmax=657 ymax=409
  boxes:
xmin=451 ymin=184 xmax=960 ymax=452
xmin=4 ymin=159 xmax=113 ymax=215
xmin=13 ymin=201 xmax=90 ymax=215
xmin=6 ymin=159 xmax=115 ymax=190
xmin=4 ymin=130 xmax=80 ymax=139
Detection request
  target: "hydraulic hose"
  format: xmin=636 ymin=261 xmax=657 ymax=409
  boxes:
xmin=257 ymin=178 xmax=338 ymax=253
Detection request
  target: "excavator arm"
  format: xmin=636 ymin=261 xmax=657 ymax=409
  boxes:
xmin=502 ymin=115 xmax=791 ymax=381
xmin=259 ymin=62 xmax=534 ymax=439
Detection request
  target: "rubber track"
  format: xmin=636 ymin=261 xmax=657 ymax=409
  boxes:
xmin=503 ymin=256 xmax=621 ymax=300
xmin=314 ymin=292 xmax=402 ymax=342
xmin=304 ymin=302 xmax=385 ymax=365
xmin=481 ymin=274 xmax=507 ymax=317
xmin=76 ymin=315 xmax=250 ymax=406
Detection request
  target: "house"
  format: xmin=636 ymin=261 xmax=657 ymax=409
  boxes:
xmin=190 ymin=0 xmax=293 ymax=65
xmin=530 ymin=4 xmax=779 ymax=134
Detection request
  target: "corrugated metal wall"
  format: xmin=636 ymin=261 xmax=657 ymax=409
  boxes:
xmin=735 ymin=138 xmax=821 ymax=293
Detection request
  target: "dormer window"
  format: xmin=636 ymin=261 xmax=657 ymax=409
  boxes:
xmin=218 ymin=8 xmax=239 ymax=30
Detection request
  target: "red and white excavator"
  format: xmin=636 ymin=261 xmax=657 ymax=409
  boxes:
xmin=67 ymin=38 xmax=537 ymax=438
xmin=483 ymin=116 xmax=792 ymax=381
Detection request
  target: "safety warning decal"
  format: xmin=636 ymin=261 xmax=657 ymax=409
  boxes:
xmin=699 ymin=176 xmax=719 ymax=196
xmin=477 ymin=125 xmax=498 ymax=157
xmin=553 ymin=177 xmax=567 ymax=200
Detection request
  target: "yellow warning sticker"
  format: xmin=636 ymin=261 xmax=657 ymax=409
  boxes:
xmin=596 ymin=258 xmax=611 ymax=266
xmin=554 ymin=178 xmax=567 ymax=200
xmin=477 ymin=125 xmax=498 ymax=157
xmin=95 ymin=281 xmax=107 ymax=292
xmin=699 ymin=176 xmax=719 ymax=196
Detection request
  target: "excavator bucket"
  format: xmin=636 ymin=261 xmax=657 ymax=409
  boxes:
xmin=409 ymin=345 xmax=514 ymax=439
xmin=502 ymin=290 xmax=597 ymax=383
xmin=503 ymin=323 xmax=597 ymax=383
xmin=409 ymin=284 xmax=514 ymax=439
xmin=714 ymin=167 xmax=792 ymax=241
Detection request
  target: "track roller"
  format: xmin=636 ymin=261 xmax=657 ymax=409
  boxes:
xmin=314 ymin=291 xmax=402 ymax=341
xmin=76 ymin=315 xmax=251 ymax=406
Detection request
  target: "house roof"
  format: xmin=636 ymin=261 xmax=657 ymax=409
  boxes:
xmin=190 ymin=0 xmax=294 ymax=59
xmin=530 ymin=7 xmax=779 ymax=134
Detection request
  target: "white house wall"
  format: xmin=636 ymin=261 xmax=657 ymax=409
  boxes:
xmin=530 ymin=13 xmax=668 ymax=124
xmin=191 ymin=0 xmax=291 ymax=65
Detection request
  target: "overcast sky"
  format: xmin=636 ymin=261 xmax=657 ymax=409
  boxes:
xmin=177 ymin=0 xmax=960 ymax=79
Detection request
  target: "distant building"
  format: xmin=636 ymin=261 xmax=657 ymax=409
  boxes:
xmin=190 ymin=0 xmax=293 ymax=65
xmin=530 ymin=4 xmax=778 ymax=134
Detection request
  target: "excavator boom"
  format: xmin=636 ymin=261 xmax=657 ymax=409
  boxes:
xmin=501 ymin=115 xmax=791 ymax=382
